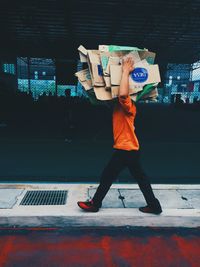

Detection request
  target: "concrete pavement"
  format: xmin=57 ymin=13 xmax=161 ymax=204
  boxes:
xmin=0 ymin=183 xmax=199 ymax=228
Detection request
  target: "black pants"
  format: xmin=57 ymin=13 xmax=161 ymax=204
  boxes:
xmin=92 ymin=149 xmax=159 ymax=208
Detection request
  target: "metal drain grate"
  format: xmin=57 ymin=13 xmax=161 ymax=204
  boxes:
xmin=20 ymin=190 xmax=67 ymax=205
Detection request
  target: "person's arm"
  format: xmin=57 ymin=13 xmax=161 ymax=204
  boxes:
xmin=118 ymin=57 xmax=135 ymax=115
xmin=119 ymin=57 xmax=134 ymax=97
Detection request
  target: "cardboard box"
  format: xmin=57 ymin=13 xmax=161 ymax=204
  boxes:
xmin=104 ymin=76 xmax=111 ymax=88
xmin=111 ymin=86 xmax=141 ymax=99
xmin=75 ymin=44 xmax=161 ymax=103
xmin=75 ymin=69 xmax=92 ymax=91
xmin=94 ymin=87 xmax=112 ymax=100
xmin=99 ymin=45 xmax=155 ymax=63
xmin=87 ymin=50 xmax=105 ymax=87
xmin=138 ymin=51 xmax=156 ymax=64
xmin=110 ymin=64 xmax=161 ymax=92
xmin=78 ymin=45 xmax=88 ymax=63
xmin=100 ymin=50 xmax=141 ymax=75
xmin=130 ymin=86 xmax=158 ymax=102
xmin=99 ymin=51 xmax=141 ymax=89
xmin=99 ymin=45 xmax=147 ymax=52
xmin=99 ymin=52 xmax=122 ymax=88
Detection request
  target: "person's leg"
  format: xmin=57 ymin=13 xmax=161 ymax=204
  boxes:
xmin=127 ymin=150 xmax=162 ymax=210
xmin=92 ymin=149 xmax=126 ymax=208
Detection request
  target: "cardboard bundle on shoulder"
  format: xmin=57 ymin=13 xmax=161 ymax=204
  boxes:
xmin=75 ymin=45 xmax=161 ymax=103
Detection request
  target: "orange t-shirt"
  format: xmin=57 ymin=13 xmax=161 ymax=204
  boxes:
xmin=112 ymin=95 xmax=139 ymax=151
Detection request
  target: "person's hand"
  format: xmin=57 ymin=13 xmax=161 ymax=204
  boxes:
xmin=122 ymin=57 xmax=134 ymax=74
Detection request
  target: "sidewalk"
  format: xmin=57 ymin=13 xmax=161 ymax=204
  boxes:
xmin=0 ymin=183 xmax=199 ymax=228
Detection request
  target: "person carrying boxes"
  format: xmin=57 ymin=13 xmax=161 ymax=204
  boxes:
xmin=77 ymin=57 xmax=162 ymax=215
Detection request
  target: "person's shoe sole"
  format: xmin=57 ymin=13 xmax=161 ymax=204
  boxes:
xmin=139 ymin=207 xmax=162 ymax=215
xmin=77 ymin=202 xmax=99 ymax=212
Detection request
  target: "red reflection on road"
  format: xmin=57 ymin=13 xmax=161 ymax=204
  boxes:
xmin=0 ymin=228 xmax=199 ymax=267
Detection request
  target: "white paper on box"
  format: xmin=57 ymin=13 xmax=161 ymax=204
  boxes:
xmin=110 ymin=60 xmax=149 ymax=86
xmin=110 ymin=64 xmax=161 ymax=89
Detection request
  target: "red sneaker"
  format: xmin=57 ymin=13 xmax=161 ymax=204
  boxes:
xmin=77 ymin=200 xmax=99 ymax=212
xmin=139 ymin=205 xmax=162 ymax=215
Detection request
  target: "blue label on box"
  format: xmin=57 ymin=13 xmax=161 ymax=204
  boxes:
xmin=98 ymin=64 xmax=103 ymax=76
xmin=131 ymin=68 xmax=148 ymax=83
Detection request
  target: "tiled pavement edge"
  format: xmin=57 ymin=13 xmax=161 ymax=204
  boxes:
xmin=0 ymin=183 xmax=199 ymax=228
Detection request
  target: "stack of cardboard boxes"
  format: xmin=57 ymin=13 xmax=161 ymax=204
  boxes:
xmin=75 ymin=45 xmax=161 ymax=103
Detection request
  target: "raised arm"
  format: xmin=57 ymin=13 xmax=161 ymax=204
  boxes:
xmin=119 ymin=57 xmax=134 ymax=97
xmin=118 ymin=57 xmax=136 ymax=115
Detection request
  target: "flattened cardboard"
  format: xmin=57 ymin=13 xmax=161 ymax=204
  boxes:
xmin=75 ymin=45 xmax=161 ymax=104
xmin=87 ymin=50 xmax=105 ymax=86
xmin=99 ymin=45 xmax=146 ymax=52
xmin=105 ymin=56 xmax=121 ymax=75
xmin=111 ymin=86 xmax=141 ymax=98
xmin=133 ymin=59 xmax=149 ymax=68
xmin=110 ymin=65 xmax=122 ymax=85
xmin=79 ymin=80 xmax=92 ymax=91
xmin=100 ymin=51 xmax=124 ymax=75
xmin=100 ymin=51 xmax=141 ymax=90
xmin=122 ymin=51 xmax=141 ymax=65
xmin=110 ymin=64 xmax=161 ymax=90
xmin=104 ymin=76 xmax=111 ymax=88
xmin=79 ymin=52 xmax=87 ymax=63
xmin=78 ymin=45 xmax=88 ymax=63
xmin=138 ymin=51 xmax=156 ymax=64
xmin=75 ymin=69 xmax=92 ymax=91
xmin=100 ymin=51 xmax=141 ymax=76
xmin=111 ymin=86 xmax=119 ymax=98
xmin=143 ymin=65 xmax=161 ymax=83
xmin=94 ymin=87 xmax=112 ymax=100
xmin=78 ymin=45 xmax=88 ymax=56
xmin=75 ymin=69 xmax=90 ymax=82
xmin=98 ymin=45 xmax=109 ymax=52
